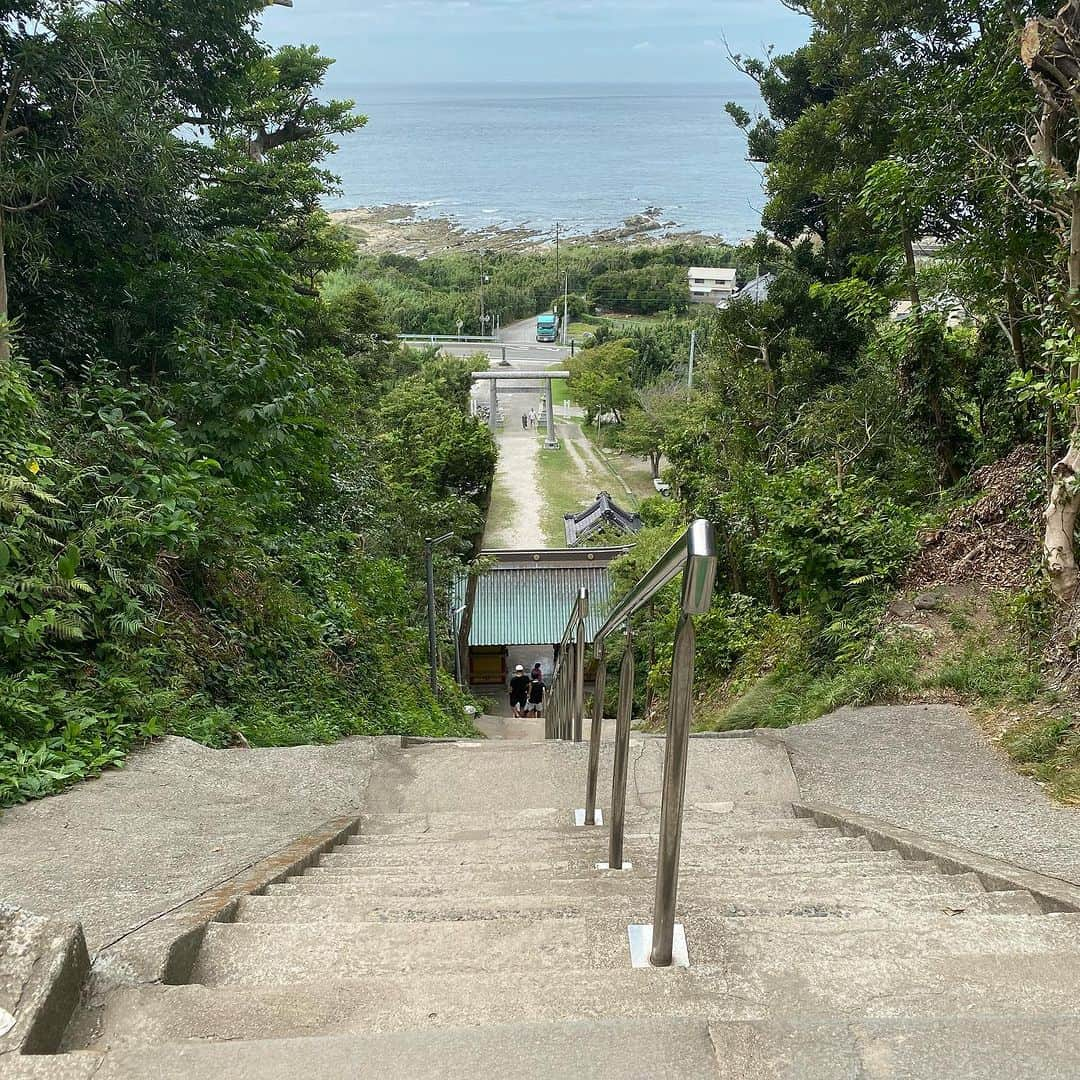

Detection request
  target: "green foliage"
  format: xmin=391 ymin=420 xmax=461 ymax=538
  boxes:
xmin=327 ymin=240 xmax=767 ymax=337
xmin=747 ymin=467 xmax=924 ymax=614
xmin=0 ymin=3 xmax=493 ymax=807
xmin=927 ymin=635 xmax=1043 ymax=705
xmin=568 ymin=340 xmax=637 ymax=424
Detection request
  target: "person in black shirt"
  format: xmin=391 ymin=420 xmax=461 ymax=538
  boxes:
xmin=508 ymin=664 xmax=530 ymax=718
xmin=525 ymin=674 xmax=545 ymax=718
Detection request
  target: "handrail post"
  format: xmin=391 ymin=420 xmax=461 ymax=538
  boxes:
xmin=584 ymin=641 xmax=607 ymax=824
xmin=572 ymin=612 xmax=586 ymax=743
xmin=608 ymin=628 xmax=634 ymax=870
xmin=649 ymin=613 xmax=696 ymax=967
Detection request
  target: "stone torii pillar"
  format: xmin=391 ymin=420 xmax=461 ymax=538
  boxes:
xmin=471 ymin=370 xmax=570 ymax=445
xmin=545 ymin=377 xmax=557 ymax=449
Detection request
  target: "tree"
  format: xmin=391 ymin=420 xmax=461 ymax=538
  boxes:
xmin=1020 ymin=2 xmax=1080 ymax=601
xmin=568 ymin=339 xmax=637 ymax=424
xmin=615 ymin=380 xmax=688 ymax=478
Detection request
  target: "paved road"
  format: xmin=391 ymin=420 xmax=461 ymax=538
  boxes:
xmin=499 ymin=314 xmax=549 ymax=345
xmin=423 ymin=313 xmax=571 ymax=369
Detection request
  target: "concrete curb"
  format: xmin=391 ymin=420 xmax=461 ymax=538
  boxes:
xmin=0 ymin=908 xmax=90 ymax=1056
xmin=793 ymin=801 xmax=1080 ymax=913
xmin=90 ymin=813 xmax=362 ymax=999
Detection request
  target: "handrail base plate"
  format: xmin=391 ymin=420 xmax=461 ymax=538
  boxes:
xmin=573 ymin=808 xmax=604 ymax=827
xmin=628 ymin=923 xmax=689 ymax=969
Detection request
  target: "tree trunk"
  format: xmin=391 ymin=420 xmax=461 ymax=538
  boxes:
xmin=901 ymin=228 xmax=921 ymax=309
xmin=1003 ymin=275 xmax=1028 ymax=371
xmin=1046 ymin=441 xmax=1080 ymax=600
xmin=648 ymin=451 xmax=660 ymax=479
xmin=0 ymin=207 xmax=8 ymax=365
xmin=1047 ymin=410 xmax=1057 ymax=497
xmin=766 ymin=568 xmax=782 ymax=612
xmin=1023 ymin=5 xmax=1080 ymax=601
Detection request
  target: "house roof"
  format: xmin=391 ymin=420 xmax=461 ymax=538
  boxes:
xmin=688 ymin=267 xmax=737 ymax=283
xmin=732 ymin=272 xmax=776 ymax=304
xmin=563 ymin=491 xmax=643 ymax=547
xmin=456 ymin=566 xmax=614 ymax=647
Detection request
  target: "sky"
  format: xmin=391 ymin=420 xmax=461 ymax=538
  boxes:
xmin=259 ymin=0 xmax=811 ymax=84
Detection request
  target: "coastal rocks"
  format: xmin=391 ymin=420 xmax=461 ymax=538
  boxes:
xmin=328 ymin=203 xmax=724 ymax=258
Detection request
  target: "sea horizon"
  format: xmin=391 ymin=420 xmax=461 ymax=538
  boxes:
xmin=319 ymin=80 xmax=767 ymax=242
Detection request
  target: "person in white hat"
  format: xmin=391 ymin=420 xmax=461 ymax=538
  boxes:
xmin=508 ymin=664 xmax=530 ymax=718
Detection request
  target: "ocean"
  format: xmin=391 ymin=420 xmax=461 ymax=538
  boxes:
xmin=321 ymin=82 xmax=767 ymax=242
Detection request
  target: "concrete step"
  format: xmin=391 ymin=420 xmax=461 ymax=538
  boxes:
xmin=313 ymin=847 xmax=917 ymax=876
xmin=63 ymin=1018 xmax=723 ymax=1079
xmin=78 ymin=969 xmax=711 ymax=1051
xmin=294 ymin=862 xmax=974 ymax=891
xmin=326 ymin=838 xmax=885 ymax=872
xmin=721 ymin=911 xmax=1080 ymax=959
xmin=234 ymin=887 xmax=1039 ymax=924
xmin=341 ymin=823 xmax=851 ymax=851
xmin=357 ymin=805 xmax=803 ymax=836
xmin=710 ymin=1015 xmax=1080 ymax=1080
xmin=192 ymin=911 xmax=1075 ymax=988
xmin=81 ymin=940 xmax=1075 ymax=1053
xmin=191 ymin=917 xmax=634 ymax=985
xmin=271 ymin=870 xmax=988 ymax=908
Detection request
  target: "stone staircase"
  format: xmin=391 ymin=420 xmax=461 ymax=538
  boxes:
xmin=43 ymin=738 xmax=1080 ymax=1076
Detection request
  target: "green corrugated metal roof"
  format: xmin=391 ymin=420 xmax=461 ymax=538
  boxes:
xmin=462 ymin=566 xmax=613 ymax=647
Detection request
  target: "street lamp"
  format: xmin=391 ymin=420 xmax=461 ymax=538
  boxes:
xmin=425 ymin=533 xmax=454 ymax=695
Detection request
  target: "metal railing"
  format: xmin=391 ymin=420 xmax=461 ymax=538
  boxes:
xmin=546 ymin=588 xmax=589 ymax=742
xmin=398 ymin=333 xmax=497 ymax=344
xmin=547 ymin=519 xmax=718 ymax=967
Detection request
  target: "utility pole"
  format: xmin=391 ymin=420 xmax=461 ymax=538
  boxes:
xmin=425 ymin=533 xmax=454 ymax=695
xmin=479 ymin=250 xmax=485 ymax=336
xmin=562 ymin=272 xmax=569 ymax=345
xmin=554 ymin=221 xmax=560 ymax=306
xmin=688 ymin=329 xmax=697 ymax=389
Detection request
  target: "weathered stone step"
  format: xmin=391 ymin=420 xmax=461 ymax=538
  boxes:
xmin=77 ymin=969 xmax=710 ymax=1051
xmin=356 ymin=804 xmax=800 ymax=836
xmin=270 ymin=869 xmax=983 ymax=908
xmin=709 ymin=1015 xmax=1080 ymax=1080
xmin=234 ymin=887 xmax=1039 ymax=925
xmin=192 ymin=917 xmax=633 ymax=985
xmin=725 ymin=945 xmax=1080 ymax=1021
xmin=316 ymin=849 xmax=906 ymax=877
xmin=297 ymin=860 xmax=962 ymax=888
xmin=57 ymin=1018 xmax=722 ymax=1079
xmin=343 ymin=826 xmax=862 ymax=854
xmin=330 ymin=834 xmax=873 ymax=864
xmin=80 ymin=939 xmax=1074 ymax=1054
xmin=721 ymin=912 xmax=1080 ymax=958
xmin=192 ymin=911 xmax=1072 ymax=987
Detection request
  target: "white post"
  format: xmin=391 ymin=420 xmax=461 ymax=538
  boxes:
xmin=688 ymin=330 xmax=697 ymax=390
xmin=545 ymin=377 xmax=557 ymax=448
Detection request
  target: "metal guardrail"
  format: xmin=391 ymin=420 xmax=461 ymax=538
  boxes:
xmin=546 ymin=519 xmax=718 ymax=967
xmin=546 ymin=588 xmax=588 ymax=742
xmin=398 ymin=334 xmax=497 ymax=344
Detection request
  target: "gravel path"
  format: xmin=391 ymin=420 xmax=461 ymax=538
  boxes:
xmin=779 ymin=705 xmax=1080 ymax=884
xmin=483 ymin=406 xmax=545 ymax=550
xmin=0 ymin=736 xmax=376 ymax=951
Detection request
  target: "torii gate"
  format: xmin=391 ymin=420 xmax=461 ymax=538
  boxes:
xmin=472 ymin=370 xmax=570 ymax=450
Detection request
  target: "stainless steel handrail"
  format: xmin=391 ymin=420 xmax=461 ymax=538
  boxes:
xmin=545 ymin=588 xmax=589 ymax=742
xmin=584 ymin=518 xmax=718 ymax=967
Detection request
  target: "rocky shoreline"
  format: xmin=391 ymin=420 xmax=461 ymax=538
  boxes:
xmin=328 ymin=203 xmax=727 ymax=258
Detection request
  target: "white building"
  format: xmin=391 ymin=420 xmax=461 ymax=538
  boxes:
xmin=688 ymin=267 xmax=738 ymax=307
